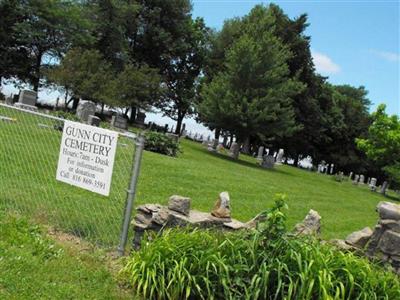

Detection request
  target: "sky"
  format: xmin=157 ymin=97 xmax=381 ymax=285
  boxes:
xmin=2 ymin=1 xmax=399 ymax=136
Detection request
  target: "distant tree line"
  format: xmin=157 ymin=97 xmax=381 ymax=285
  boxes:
xmin=0 ymin=1 xmax=398 ymax=186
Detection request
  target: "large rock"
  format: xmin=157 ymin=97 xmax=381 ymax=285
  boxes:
xmin=211 ymin=192 xmax=231 ymax=219
xmin=329 ymin=239 xmax=356 ymax=251
xmin=378 ymin=230 xmax=400 ymax=255
xmin=168 ymin=195 xmax=191 ymax=216
xmin=345 ymin=227 xmax=373 ymax=248
xmin=377 ymin=201 xmax=400 ymax=220
xmin=366 ymin=224 xmax=385 ymax=256
xmin=379 ymin=219 xmax=400 ymax=233
xmin=294 ymin=209 xmax=321 ymax=235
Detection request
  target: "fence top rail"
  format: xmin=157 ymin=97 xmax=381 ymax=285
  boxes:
xmin=0 ymin=102 xmax=137 ymax=140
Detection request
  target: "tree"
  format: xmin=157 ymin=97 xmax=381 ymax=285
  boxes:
xmin=158 ymin=17 xmax=209 ymax=135
xmin=104 ymin=63 xmax=163 ymax=119
xmin=199 ymin=6 xmax=304 ymax=153
xmin=0 ymin=0 xmax=31 ymax=84
xmin=357 ymin=104 xmax=400 ymax=191
xmin=48 ymin=48 xmax=113 ymax=109
xmin=6 ymin=0 xmax=90 ymax=92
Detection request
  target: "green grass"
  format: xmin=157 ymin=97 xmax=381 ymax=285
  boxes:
xmin=0 ymin=210 xmax=129 ymax=299
xmin=0 ymin=105 xmax=398 ymax=247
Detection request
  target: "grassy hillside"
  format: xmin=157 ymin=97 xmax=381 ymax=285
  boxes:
xmin=0 ymin=105 xmax=398 ymax=247
xmin=139 ymin=140 xmax=397 ymax=239
xmin=0 ymin=211 xmax=129 ymax=299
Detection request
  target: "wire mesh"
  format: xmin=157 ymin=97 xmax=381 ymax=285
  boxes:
xmin=0 ymin=103 xmax=136 ymax=248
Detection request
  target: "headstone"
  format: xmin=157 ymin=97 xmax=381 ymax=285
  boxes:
xmin=167 ymin=133 xmax=179 ymax=143
xmin=5 ymin=96 xmax=13 ymax=105
xmin=260 ymin=155 xmax=275 ymax=169
xmin=256 ymin=146 xmax=265 ymax=161
xmin=349 ymin=172 xmax=353 ymax=180
xmin=88 ymin=115 xmax=101 ymax=127
xmin=18 ymin=90 xmax=37 ymax=106
xmin=370 ymin=178 xmax=377 ymax=191
xmin=111 ymin=115 xmax=128 ymax=130
xmin=229 ymin=142 xmax=239 ymax=159
xmin=76 ymin=101 xmax=96 ymax=123
xmin=275 ymin=149 xmax=284 ymax=165
xmin=180 ymin=124 xmax=186 ymax=136
xmin=208 ymin=139 xmax=218 ymax=152
xmin=136 ymin=112 xmax=146 ymax=124
xmin=359 ymin=175 xmax=365 ymax=184
xmin=381 ymin=181 xmax=389 ymax=195
xmin=330 ymin=164 xmax=334 ymax=174
xmin=216 ymin=143 xmax=224 ymax=153
xmin=353 ymin=174 xmax=360 ymax=185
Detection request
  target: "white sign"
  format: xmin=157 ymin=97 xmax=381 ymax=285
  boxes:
xmin=56 ymin=120 xmax=118 ymax=196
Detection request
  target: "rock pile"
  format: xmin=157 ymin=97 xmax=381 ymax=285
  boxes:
xmin=132 ymin=192 xmax=255 ymax=249
xmin=342 ymin=201 xmax=400 ymax=274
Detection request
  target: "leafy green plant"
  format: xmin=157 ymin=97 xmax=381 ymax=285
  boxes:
xmin=121 ymin=195 xmax=400 ymax=299
xmin=51 ymin=110 xmax=80 ymax=121
xmin=144 ymin=131 xmax=180 ymax=157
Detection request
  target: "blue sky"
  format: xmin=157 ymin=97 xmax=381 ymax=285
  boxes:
xmin=192 ymin=0 xmax=399 ymax=115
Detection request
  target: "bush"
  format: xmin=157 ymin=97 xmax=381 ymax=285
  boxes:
xmin=144 ymin=131 xmax=180 ymax=157
xmin=121 ymin=196 xmax=400 ymax=300
xmin=51 ymin=110 xmax=80 ymax=122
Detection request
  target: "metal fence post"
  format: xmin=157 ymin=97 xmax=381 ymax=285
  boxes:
xmin=117 ymin=134 xmax=145 ymax=256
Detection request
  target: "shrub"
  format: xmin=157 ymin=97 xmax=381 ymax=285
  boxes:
xmin=144 ymin=131 xmax=180 ymax=157
xmin=121 ymin=196 xmax=400 ymax=300
xmin=51 ymin=110 xmax=80 ymax=122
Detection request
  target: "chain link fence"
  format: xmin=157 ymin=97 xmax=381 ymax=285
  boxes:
xmin=0 ymin=103 xmax=142 ymax=251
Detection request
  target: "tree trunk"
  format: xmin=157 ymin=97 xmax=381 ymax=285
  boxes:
xmin=32 ymin=51 xmax=43 ymax=93
xmin=124 ymin=107 xmax=130 ymax=117
xmin=242 ymin=136 xmax=250 ymax=154
xmin=175 ymin=113 xmax=184 ymax=135
xmin=101 ymin=103 xmax=105 ymax=115
xmin=129 ymin=106 xmax=136 ymax=123
xmin=293 ymin=155 xmax=299 ymax=167
xmin=222 ymin=134 xmax=228 ymax=147
xmin=214 ymin=128 xmax=221 ymax=141
xmin=228 ymin=134 xmax=233 ymax=148
xmin=72 ymin=97 xmax=80 ymax=111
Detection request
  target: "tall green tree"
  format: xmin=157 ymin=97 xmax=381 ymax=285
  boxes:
xmin=158 ymin=17 xmax=209 ymax=134
xmin=357 ymin=104 xmax=400 ymax=191
xmin=7 ymin=0 xmax=91 ymax=92
xmin=48 ymin=48 xmax=113 ymax=108
xmin=0 ymin=0 xmax=31 ymax=84
xmin=199 ymin=6 xmax=304 ymax=152
xmin=200 ymin=31 xmax=303 ymax=152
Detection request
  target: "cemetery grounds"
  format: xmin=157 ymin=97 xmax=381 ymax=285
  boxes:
xmin=1 ymin=104 xmax=399 ymax=297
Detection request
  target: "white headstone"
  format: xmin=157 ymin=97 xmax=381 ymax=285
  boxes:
xmin=275 ymin=149 xmax=284 ymax=165
xmin=256 ymin=146 xmax=265 ymax=161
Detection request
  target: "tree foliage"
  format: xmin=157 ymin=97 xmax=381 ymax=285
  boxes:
xmin=357 ymin=104 xmax=400 ymax=185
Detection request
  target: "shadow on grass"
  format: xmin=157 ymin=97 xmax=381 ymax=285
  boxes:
xmin=385 ymin=194 xmax=400 ymax=202
xmin=193 ymin=145 xmax=293 ymax=176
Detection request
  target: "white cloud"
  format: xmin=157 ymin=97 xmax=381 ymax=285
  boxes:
xmin=311 ymin=51 xmax=341 ymax=75
xmin=370 ymin=50 xmax=400 ymax=62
